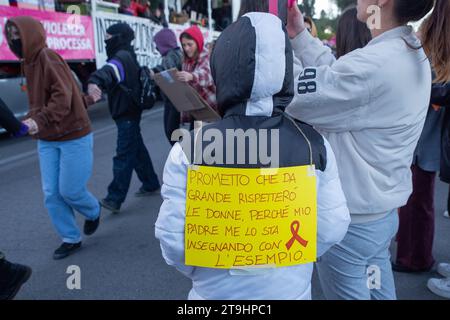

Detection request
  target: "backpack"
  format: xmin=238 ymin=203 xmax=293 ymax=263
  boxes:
xmin=116 ymin=51 xmax=157 ymax=111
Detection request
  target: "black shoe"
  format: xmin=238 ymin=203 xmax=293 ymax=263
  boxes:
xmin=135 ymin=186 xmax=161 ymax=197
xmin=0 ymin=261 xmax=32 ymax=300
xmin=84 ymin=204 xmax=101 ymax=236
xmin=391 ymin=262 xmax=433 ymax=273
xmin=53 ymin=242 xmax=82 ymax=260
xmin=100 ymin=199 xmax=121 ymax=214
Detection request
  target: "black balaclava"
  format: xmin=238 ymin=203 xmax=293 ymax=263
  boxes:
xmin=6 ymin=23 xmax=23 ymax=59
xmin=9 ymin=39 xmax=23 ymax=59
xmin=105 ymin=23 xmax=135 ymax=60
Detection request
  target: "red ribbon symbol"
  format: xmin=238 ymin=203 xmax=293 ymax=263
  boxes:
xmin=286 ymin=221 xmax=308 ymax=250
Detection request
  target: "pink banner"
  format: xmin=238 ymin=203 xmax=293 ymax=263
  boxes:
xmin=0 ymin=6 xmax=95 ymax=61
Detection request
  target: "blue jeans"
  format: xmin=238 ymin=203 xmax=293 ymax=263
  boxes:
xmin=38 ymin=133 xmax=100 ymax=244
xmin=316 ymin=211 xmax=399 ymax=300
xmin=106 ymin=119 xmax=160 ymax=205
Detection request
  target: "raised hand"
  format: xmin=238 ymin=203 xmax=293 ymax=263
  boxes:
xmin=176 ymin=71 xmax=194 ymax=83
xmin=287 ymin=4 xmax=306 ymax=39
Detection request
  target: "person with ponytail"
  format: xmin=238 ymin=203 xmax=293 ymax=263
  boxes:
xmin=417 ymin=0 xmax=450 ymax=299
xmin=393 ymin=0 xmax=450 ymax=276
xmin=286 ymin=0 xmax=450 ymax=300
xmin=427 ymin=80 xmax=450 ymax=299
xmin=420 ymin=0 xmax=450 ymax=84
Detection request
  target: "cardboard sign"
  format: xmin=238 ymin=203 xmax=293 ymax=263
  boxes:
xmin=154 ymin=68 xmax=221 ymax=122
xmin=185 ymin=165 xmax=317 ymax=269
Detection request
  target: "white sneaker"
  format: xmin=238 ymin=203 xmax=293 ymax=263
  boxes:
xmin=428 ymin=278 xmax=450 ymax=299
xmin=444 ymin=211 xmax=450 ymax=219
xmin=437 ymin=263 xmax=450 ymax=278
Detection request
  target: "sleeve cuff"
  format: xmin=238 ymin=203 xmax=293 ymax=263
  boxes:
xmin=32 ymin=115 xmax=44 ymax=133
xmin=88 ymin=77 xmax=101 ymax=87
xmin=190 ymin=73 xmax=199 ymax=85
xmin=13 ymin=123 xmax=29 ymax=138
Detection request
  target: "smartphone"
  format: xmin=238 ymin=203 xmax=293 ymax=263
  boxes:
xmin=270 ymin=0 xmax=296 ymax=25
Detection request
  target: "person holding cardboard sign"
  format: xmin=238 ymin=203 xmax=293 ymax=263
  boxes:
xmin=177 ymin=25 xmax=217 ymax=125
xmin=155 ymin=7 xmax=350 ymax=300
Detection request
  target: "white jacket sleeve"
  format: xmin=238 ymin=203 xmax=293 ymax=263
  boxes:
xmin=287 ymin=30 xmax=374 ymax=132
xmin=291 ymin=28 xmax=336 ymax=67
xmin=316 ymin=138 xmax=351 ymax=257
xmin=155 ymin=143 xmax=195 ymax=277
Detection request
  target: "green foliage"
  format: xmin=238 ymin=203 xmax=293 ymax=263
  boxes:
xmin=299 ymin=0 xmax=316 ymax=18
xmin=315 ymin=10 xmax=338 ymax=40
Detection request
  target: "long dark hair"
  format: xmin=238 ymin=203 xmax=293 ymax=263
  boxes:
xmin=419 ymin=0 xmax=450 ymax=83
xmin=394 ymin=0 xmax=435 ymax=24
xmin=336 ymin=7 xmax=371 ymax=58
xmin=238 ymin=0 xmax=269 ymax=17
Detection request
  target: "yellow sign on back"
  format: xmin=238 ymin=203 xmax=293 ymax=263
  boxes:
xmin=185 ymin=165 xmax=317 ymax=269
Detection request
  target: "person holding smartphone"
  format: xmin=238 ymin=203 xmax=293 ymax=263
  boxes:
xmin=286 ymin=0 xmax=450 ymax=300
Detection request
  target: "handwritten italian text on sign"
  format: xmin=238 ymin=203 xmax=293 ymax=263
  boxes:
xmin=185 ymin=165 xmax=317 ymax=269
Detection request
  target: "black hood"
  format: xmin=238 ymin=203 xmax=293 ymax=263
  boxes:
xmin=211 ymin=12 xmax=294 ymax=117
xmin=105 ymin=23 xmax=136 ymax=60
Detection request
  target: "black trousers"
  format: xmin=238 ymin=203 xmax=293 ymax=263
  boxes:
xmin=0 ymin=98 xmax=21 ymax=134
xmin=163 ymin=100 xmax=181 ymax=146
xmin=106 ymin=119 xmax=160 ymax=205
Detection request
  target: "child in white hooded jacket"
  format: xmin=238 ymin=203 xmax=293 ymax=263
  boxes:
xmin=155 ymin=10 xmax=350 ymax=300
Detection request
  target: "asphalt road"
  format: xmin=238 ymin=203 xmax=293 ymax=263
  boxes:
xmin=0 ymin=102 xmax=449 ymax=300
